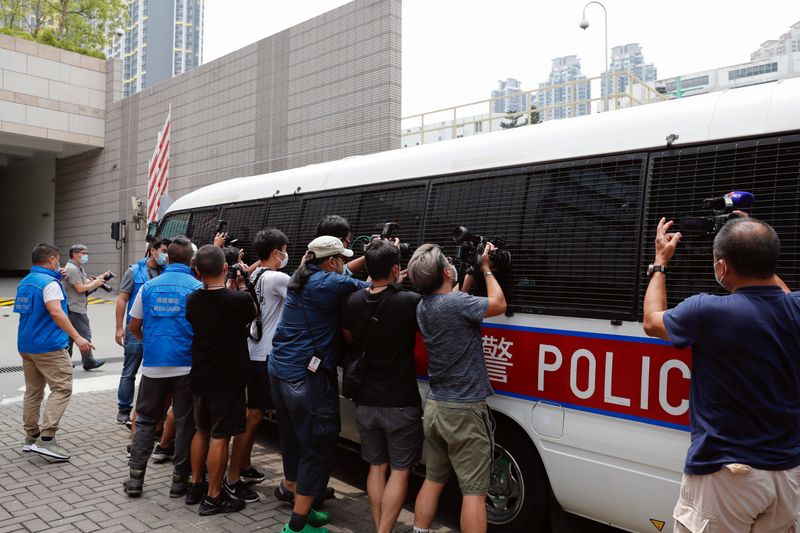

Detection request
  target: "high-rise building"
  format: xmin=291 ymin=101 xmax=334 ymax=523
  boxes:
xmin=490 ymin=78 xmax=528 ymax=114
xmin=602 ymin=43 xmax=656 ymax=99
xmin=751 ymin=21 xmax=800 ymax=60
xmin=108 ymin=0 xmax=204 ymax=97
xmin=536 ymin=56 xmax=591 ymax=121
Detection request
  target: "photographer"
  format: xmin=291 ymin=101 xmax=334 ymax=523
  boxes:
xmin=226 ymin=228 xmax=291 ymax=502
xmin=268 ymin=236 xmax=368 ymax=533
xmin=643 ymin=217 xmax=800 ymax=532
xmin=114 ymin=238 xmax=170 ymax=426
xmin=63 ymin=244 xmax=107 ymax=371
xmin=315 ymin=215 xmax=366 ymax=275
xmin=407 ymin=243 xmax=506 ymax=533
xmin=341 ymin=239 xmax=422 ymax=533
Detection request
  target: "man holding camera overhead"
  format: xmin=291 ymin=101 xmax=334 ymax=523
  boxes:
xmin=63 ymin=243 xmax=107 ymax=371
xmin=643 ymin=216 xmax=800 ymax=532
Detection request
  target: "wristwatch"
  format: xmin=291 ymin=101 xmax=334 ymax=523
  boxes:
xmin=647 ymin=264 xmax=666 ymax=277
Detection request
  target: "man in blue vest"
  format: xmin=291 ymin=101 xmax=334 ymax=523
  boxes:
xmin=114 ymin=238 xmax=170 ymax=426
xmin=124 ymin=236 xmax=202 ymax=498
xmin=15 ymin=243 xmax=94 ymax=462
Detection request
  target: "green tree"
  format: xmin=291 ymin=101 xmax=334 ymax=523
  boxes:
xmin=0 ymin=0 xmax=127 ymax=58
xmin=500 ymin=110 xmax=524 ymax=129
xmin=526 ymin=104 xmax=541 ymax=125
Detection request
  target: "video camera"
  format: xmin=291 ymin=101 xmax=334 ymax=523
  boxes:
xmin=356 ymin=222 xmax=411 ymax=258
xmin=677 ymin=191 xmax=755 ymax=235
xmin=451 ymin=226 xmax=511 ymax=271
xmin=98 ymin=271 xmax=116 ymax=293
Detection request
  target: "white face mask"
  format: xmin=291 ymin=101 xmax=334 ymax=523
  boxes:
xmin=447 ymin=263 xmax=458 ymax=285
xmin=276 ymin=249 xmax=289 ymax=269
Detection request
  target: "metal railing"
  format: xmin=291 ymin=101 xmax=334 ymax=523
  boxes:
xmin=401 ymin=70 xmax=668 ymax=146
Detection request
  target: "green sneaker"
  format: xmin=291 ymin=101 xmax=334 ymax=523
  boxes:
xmin=22 ymin=434 xmax=37 ymax=452
xmin=30 ymin=437 xmax=70 ymax=461
xmin=307 ymin=509 xmax=331 ymax=527
xmin=280 ymin=522 xmax=329 ymax=533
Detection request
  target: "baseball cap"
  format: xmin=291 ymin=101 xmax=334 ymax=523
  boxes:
xmin=307 ymin=236 xmax=354 ymax=259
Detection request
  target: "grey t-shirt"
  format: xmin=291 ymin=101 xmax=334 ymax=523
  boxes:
xmin=63 ymin=261 xmax=88 ymax=314
xmin=118 ymin=263 xmax=161 ymax=294
xmin=416 ymin=291 xmax=492 ymax=402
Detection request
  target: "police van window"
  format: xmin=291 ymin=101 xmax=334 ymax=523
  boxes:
xmin=356 ymin=184 xmax=428 ymax=267
xmin=219 ymin=203 xmax=267 ymax=264
xmin=297 ymin=193 xmax=361 ymax=253
xmin=522 ymin=156 xmax=645 ymax=319
xmin=641 ymin=135 xmax=800 ymax=313
xmin=186 ymin=208 xmax=220 ymax=246
xmin=265 ymin=198 xmax=302 ymax=269
xmin=158 ymin=212 xmax=190 ymax=239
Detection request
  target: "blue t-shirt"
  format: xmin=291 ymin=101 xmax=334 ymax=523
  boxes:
xmin=268 ymin=266 xmax=367 ymax=382
xmin=663 ymin=285 xmax=800 ymax=475
xmin=417 ymin=291 xmax=492 ymax=403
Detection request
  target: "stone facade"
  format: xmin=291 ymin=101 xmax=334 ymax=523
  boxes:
xmin=55 ymin=0 xmax=401 ymax=278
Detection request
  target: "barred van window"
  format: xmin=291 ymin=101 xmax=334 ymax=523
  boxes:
xmin=219 ymin=203 xmax=267 ymax=264
xmin=641 ymin=135 xmax=800 ymax=315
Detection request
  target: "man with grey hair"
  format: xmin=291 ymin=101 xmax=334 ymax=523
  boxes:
xmin=407 ymin=243 xmax=506 ymax=533
xmin=643 ymin=216 xmax=800 ymax=532
xmin=63 ymin=244 xmax=107 ymax=370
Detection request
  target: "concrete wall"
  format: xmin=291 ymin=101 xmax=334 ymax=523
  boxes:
xmin=0 ymin=35 xmax=107 ymax=150
xmin=0 ymin=156 xmax=56 ymax=272
xmin=55 ymin=0 xmax=401 ymax=279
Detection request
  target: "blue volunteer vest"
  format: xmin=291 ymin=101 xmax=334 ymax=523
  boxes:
xmin=14 ymin=266 xmax=69 ymax=354
xmin=140 ymin=263 xmax=202 ymax=367
xmin=126 ymin=258 xmax=156 ymax=317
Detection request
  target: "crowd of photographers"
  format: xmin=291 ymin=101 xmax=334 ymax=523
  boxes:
xmin=16 ymin=197 xmax=800 ymax=533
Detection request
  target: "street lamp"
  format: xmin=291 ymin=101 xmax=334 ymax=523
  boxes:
xmin=579 ymin=1 xmax=608 ymax=112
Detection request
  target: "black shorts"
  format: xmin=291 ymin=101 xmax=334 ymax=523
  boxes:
xmin=246 ymin=360 xmax=273 ymax=410
xmin=193 ymin=391 xmax=246 ymax=439
xmin=355 ymin=404 xmax=423 ymax=469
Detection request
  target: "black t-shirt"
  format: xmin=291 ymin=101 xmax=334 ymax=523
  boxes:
xmin=186 ymin=289 xmax=256 ymax=394
xmin=341 ymin=286 xmax=421 ymax=408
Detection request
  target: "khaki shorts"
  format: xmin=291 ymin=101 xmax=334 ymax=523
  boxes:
xmin=423 ymin=399 xmax=493 ymax=495
xmin=674 ymin=464 xmax=800 ymax=533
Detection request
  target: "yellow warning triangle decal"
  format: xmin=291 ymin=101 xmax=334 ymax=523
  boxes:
xmin=650 ymin=518 xmax=666 ymax=531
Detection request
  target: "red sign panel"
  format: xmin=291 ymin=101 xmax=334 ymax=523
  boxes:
xmin=414 ymin=324 xmax=692 ymax=430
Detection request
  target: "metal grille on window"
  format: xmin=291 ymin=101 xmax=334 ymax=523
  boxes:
xmin=186 ymin=208 xmax=220 ymax=247
xmin=219 ymin=203 xmax=267 ymax=264
xmin=641 ymin=135 xmax=800 ymax=314
xmin=297 ymin=193 xmax=362 ymax=263
xmin=158 ymin=212 xmax=190 ymax=239
xmin=265 ymin=198 xmax=302 ymax=270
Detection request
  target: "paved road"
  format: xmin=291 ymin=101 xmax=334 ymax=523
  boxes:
xmin=0 ymin=278 xmax=624 ymax=532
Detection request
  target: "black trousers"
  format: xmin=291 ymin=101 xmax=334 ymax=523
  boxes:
xmin=128 ymin=374 xmax=194 ymax=476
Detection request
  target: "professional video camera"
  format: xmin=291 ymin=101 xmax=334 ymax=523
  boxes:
xmin=98 ymin=271 xmax=116 ymax=293
xmin=677 ymin=191 xmax=755 ymax=235
xmin=355 ymin=222 xmax=411 ymax=258
xmin=451 ymin=226 xmax=511 ymax=271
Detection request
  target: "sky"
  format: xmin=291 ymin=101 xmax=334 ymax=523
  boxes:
xmin=203 ymin=1 xmax=799 ymax=116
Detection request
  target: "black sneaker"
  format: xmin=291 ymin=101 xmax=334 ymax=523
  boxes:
xmin=239 ymin=465 xmax=265 ymax=484
xmin=116 ymin=411 xmax=131 ymax=425
xmin=185 ymin=481 xmax=208 ymax=505
xmin=83 ymin=358 xmax=106 ymax=371
xmin=199 ymin=491 xmax=246 ymax=516
xmin=125 ymin=444 xmax=131 ymax=458
xmin=152 ymin=443 xmax=174 ymax=463
xmin=224 ymin=479 xmax=260 ymax=503
xmin=169 ymin=472 xmax=190 ymax=498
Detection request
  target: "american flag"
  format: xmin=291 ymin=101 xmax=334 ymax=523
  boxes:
xmin=147 ymin=107 xmax=171 ymax=223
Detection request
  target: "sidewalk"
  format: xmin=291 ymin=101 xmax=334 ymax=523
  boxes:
xmin=0 ymin=390 xmax=455 ymax=533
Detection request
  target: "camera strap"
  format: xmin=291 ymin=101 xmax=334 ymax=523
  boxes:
xmin=353 ymin=287 xmax=396 ymax=362
xmin=298 ymin=287 xmax=324 ymax=372
xmin=246 ymin=267 xmax=270 ymax=342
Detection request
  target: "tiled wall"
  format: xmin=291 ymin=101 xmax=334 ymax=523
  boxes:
xmin=55 ymin=0 xmax=401 ymax=278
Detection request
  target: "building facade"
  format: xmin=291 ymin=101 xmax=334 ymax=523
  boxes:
xmin=657 ymin=52 xmax=800 ymax=98
xmin=490 ymin=78 xmax=528 ymax=114
xmin=108 ymin=0 xmax=204 ymax=97
xmin=751 ymin=21 xmax=800 ymax=60
xmin=536 ymin=56 xmax=591 ymax=121
xmin=602 ymin=43 xmax=656 ymax=99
